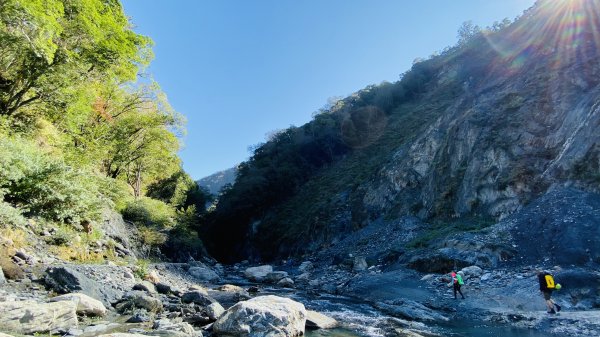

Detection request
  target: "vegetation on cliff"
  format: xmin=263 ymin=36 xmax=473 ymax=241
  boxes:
xmin=0 ymin=0 xmax=207 ymax=261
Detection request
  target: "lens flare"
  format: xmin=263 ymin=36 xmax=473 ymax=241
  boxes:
xmin=483 ymin=0 xmax=600 ymax=71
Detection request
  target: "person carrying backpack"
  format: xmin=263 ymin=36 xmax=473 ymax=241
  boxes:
xmin=537 ymin=270 xmax=561 ymax=314
xmin=451 ymin=271 xmax=465 ymax=299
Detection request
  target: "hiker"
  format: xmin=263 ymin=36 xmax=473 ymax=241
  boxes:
xmin=537 ymin=270 xmax=561 ymax=314
xmin=451 ymin=271 xmax=465 ymax=299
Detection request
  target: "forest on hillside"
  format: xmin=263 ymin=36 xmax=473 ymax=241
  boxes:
xmin=0 ymin=0 xmax=209 ymax=261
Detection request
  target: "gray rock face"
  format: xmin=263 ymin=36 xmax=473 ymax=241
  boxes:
xmin=48 ymin=293 xmax=107 ymax=317
xmin=188 ymin=266 xmax=219 ymax=283
xmin=0 ymin=300 xmax=78 ymax=334
xmin=213 ymin=295 xmax=306 ymax=337
xmin=44 ymin=266 xmax=123 ymax=307
xmin=243 ymin=265 xmax=273 ymax=282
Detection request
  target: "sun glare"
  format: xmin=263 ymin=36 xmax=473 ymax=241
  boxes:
xmin=483 ymin=0 xmax=600 ymax=71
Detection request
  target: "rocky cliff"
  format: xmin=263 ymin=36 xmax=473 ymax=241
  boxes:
xmin=204 ymin=0 xmax=600 ymax=266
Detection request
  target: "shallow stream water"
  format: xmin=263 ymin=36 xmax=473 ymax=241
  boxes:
xmin=259 ymin=289 xmax=555 ymax=337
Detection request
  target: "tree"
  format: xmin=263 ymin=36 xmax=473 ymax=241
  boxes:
xmin=0 ymin=0 xmax=151 ymax=119
xmin=457 ymin=21 xmax=481 ymax=45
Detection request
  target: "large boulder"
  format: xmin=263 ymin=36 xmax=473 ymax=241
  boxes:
xmin=243 ymin=265 xmax=273 ymax=282
xmin=188 ymin=266 xmax=219 ymax=283
xmin=205 ymin=302 xmax=225 ymax=321
xmin=459 ymin=265 xmax=484 ymax=280
xmin=306 ymin=310 xmax=339 ymax=329
xmin=44 ymin=266 xmax=122 ymax=306
xmin=0 ymin=300 xmax=77 ymax=334
xmin=213 ymin=295 xmax=306 ymax=337
xmin=49 ymin=293 xmax=107 ymax=316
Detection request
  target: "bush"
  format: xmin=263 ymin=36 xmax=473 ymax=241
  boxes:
xmin=0 ymin=135 xmax=106 ymax=223
xmin=122 ymin=197 xmax=175 ymax=229
xmin=0 ymin=201 xmax=26 ymax=227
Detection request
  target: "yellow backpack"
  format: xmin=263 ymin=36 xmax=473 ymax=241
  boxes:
xmin=545 ymin=273 xmax=555 ymax=289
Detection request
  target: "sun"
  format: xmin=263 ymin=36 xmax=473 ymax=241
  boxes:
xmin=482 ymin=0 xmax=600 ymax=70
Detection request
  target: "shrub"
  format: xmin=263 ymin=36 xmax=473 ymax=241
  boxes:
xmin=0 ymin=202 xmax=26 ymax=227
xmin=122 ymin=197 xmax=175 ymax=229
xmin=0 ymin=135 xmax=106 ymax=223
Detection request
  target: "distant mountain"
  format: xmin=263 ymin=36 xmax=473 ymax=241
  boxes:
xmin=197 ymin=167 xmax=237 ymax=195
xmin=202 ymin=0 xmax=600 ymax=263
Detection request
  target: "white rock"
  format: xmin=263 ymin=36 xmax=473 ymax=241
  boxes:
xmin=460 ymin=265 xmax=484 ymax=279
xmin=306 ymin=310 xmax=339 ymax=329
xmin=243 ymin=265 xmax=273 ymax=282
xmin=0 ymin=300 xmax=77 ymax=334
xmin=213 ymin=295 xmax=306 ymax=337
xmin=205 ymin=302 xmax=225 ymax=320
xmin=420 ymin=274 xmax=434 ymax=281
xmin=277 ymin=277 xmax=295 ymax=288
xmin=49 ymin=293 xmax=107 ymax=317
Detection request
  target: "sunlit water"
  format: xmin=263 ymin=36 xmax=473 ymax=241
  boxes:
xmin=256 ymin=288 xmax=557 ymax=337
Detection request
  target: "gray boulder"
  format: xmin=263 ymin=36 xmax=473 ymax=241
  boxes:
xmin=181 ymin=290 xmax=216 ymax=306
xmin=188 ymin=266 xmax=219 ymax=283
xmin=353 ymin=257 xmax=368 ymax=272
xmin=48 ymin=293 xmax=107 ymax=316
xmin=117 ymin=291 xmax=163 ymax=313
xmin=213 ymin=295 xmax=306 ymax=337
xmin=205 ymin=302 xmax=225 ymax=321
xmin=298 ymin=261 xmax=314 ymax=273
xmin=265 ymin=271 xmax=288 ymax=283
xmin=0 ymin=300 xmax=77 ymax=334
xmin=44 ymin=266 xmax=123 ymax=306
xmin=243 ymin=265 xmax=273 ymax=282
xmin=152 ymin=318 xmax=198 ymax=337
xmin=0 ymin=267 xmax=5 ymax=284
xmin=460 ymin=266 xmax=484 ymax=280
xmin=133 ymin=281 xmax=157 ymax=294
xmin=306 ymin=310 xmax=339 ymax=329
xmin=277 ymin=277 xmax=295 ymax=288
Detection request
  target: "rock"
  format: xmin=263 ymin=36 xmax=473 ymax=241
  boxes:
xmin=306 ymin=310 xmax=339 ymax=329
xmin=156 ymin=282 xmax=173 ymax=295
xmin=420 ymin=274 xmax=434 ymax=281
xmin=0 ymin=267 xmax=5 ymax=284
xmin=265 ymin=271 xmax=288 ymax=283
xmin=296 ymin=273 xmax=311 ymax=282
xmin=96 ymin=332 xmax=153 ymax=337
xmin=117 ymin=291 xmax=163 ymax=313
xmin=0 ymin=300 xmax=77 ymax=334
xmin=247 ymin=286 xmax=260 ymax=293
xmin=44 ymin=266 xmax=123 ymax=307
xmin=374 ymin=300 xmax=449 ymax=323
xmin=145 ymin=270 xmax=160 ymax=283
xmin=124 ymin=270 xmax=135 ymax=280
xmin=0 ymin=333 xmax=14 ymax=337
xmin=298 ymin=261 xmax=314 ymax=273
xmin=126 ymin=310 xmax=152 ymax=323
xmin=460 ymin=266 xmax=484 ymax=279
xmin=277 ymin=277 xmax=295 ymax=288
xmin=205 ymin=302 xmax=225 ymax=321
xmin=49 ymin=293 xmax=107 ymax=316
xmin=243 ymin=265 xmax=273 ymax=282
xmin=188 ymin=266 xmax=219 ymax=283
xmin=481 ymin=273 xmax=492 ymax=282
xmin=181 ymin=290 xmax=216 ymax=305
xmin=213 ymin=295 xmax=306 ymax=337
xmin=216 ymin=284 xmax=245 ymax=292
xmin=353 ymin=257 xmax=368 ymax=272
xmin=133 ymin=281 xmax=157 ymax=294
xmin=152 ymin=318 xmax=198 ymax=337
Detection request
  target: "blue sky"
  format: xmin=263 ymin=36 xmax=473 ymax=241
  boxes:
xmin=121 ymin=0 xmax=536 ymax=179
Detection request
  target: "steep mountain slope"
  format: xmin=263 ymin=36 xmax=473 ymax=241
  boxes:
xmin=203 ymin=0 xmax=600 ymax=264
xmin=198 ymin=167 xmax=237 ymax=195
